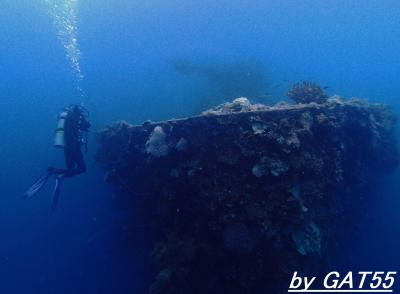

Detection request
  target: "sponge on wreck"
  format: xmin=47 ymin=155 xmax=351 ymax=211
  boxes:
xmin=146 ymin=126 xmax=169 ymax=157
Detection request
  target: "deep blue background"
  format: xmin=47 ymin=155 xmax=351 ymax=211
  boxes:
xmin=0 ymin=0 xmax=399 ymax=293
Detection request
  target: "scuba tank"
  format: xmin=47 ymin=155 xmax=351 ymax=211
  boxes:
xmin=54 ymin=105 xmax=90 ymax=150
xmin=54 ymin=111 xmax=69 ymax=148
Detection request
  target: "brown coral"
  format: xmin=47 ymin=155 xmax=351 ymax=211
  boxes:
xmin=287 ymin=81 xmax=328 ymax=104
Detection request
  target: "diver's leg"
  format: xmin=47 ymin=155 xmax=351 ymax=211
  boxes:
xmin=63 ymin=147 xmax=86 ymax=177
xmin=74 ymin=149 xmax=86 ymax=175
xmin=62 ymin=148 xmax=77 ymax=177
xmin=65 ymin=148 xmax=76 ymax=170
xmin=51 ymin=176 xmax=63 ymax=211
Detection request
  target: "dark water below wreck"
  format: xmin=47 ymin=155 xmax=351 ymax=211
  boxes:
xmin=0 ymin=0 xmax=399 ymax=293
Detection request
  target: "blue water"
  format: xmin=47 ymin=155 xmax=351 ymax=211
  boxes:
xmin=0 ymin=0 xmax=399 ymax=293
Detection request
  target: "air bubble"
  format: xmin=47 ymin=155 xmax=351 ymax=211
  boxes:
xmin=44 ymin=0 xmax=84 ymax=92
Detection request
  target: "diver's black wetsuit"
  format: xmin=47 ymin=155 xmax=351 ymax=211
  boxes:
xmin=56 ymin=108 xmax=90 ymax=177
xmin=24 ymin=105 xmax=91 ymax=210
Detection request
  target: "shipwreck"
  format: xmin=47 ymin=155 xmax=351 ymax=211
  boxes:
xmin=96 ymin=86 xmax=398 ymax=293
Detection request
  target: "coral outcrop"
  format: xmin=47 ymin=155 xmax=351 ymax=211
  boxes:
xmin=287 ymin=81 xmax=329 ymax=104
xmin=97 ymin=96 xmax=398 ymax=293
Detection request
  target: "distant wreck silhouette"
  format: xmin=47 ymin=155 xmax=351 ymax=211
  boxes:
xmin=170 ymin=58 xmax=268 ymax=109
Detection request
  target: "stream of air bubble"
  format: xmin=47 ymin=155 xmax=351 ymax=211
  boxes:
xmin=44 ymin=0 xmax=84 ymax=98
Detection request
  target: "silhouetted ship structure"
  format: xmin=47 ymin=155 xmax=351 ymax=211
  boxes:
xmin=97 ymin=91 xmax=398 ymax=293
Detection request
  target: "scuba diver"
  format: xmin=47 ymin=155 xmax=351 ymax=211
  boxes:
xmin=24 ymin=105 xmax=91 ymax=210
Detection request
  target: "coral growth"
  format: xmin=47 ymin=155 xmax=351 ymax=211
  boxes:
xmin=146 ymin=126 xmax=169 ymax=157
xmin=292 ymin=222 xmax=321 ymax=256
xmin=287 ymin=81 xmax=329 ymax=104
xmin=202 ymin=97 xmax=268 ymax=115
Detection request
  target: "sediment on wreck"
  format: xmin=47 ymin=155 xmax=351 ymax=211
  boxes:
xmin=96 ymin=97 xmax=398 ymax=294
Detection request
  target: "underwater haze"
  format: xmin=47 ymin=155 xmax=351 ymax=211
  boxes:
xmin=0 ymin=0 xmax=399 ymax=293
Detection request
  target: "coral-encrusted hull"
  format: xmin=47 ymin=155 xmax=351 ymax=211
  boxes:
xmin=97 ymin=97 xmax=398 ymax=293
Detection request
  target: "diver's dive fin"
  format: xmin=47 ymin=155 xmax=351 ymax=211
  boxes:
xmin=51 ymin=176 xmax=63 ymax=211
xmin=24 ymin=172 xmax=52 ymax=200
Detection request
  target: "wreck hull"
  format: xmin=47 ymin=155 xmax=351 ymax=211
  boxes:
xmin=97 ymin=100 xmax=398 ymax=293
